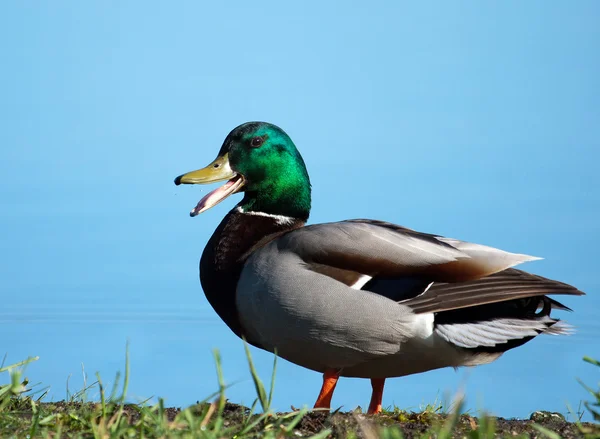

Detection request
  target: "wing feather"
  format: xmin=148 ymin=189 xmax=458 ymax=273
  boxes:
xmin=277 ymin=221 xmax=583 ymax=315
xmin=281 ymin=220 xmax=538 ymax=282
xmin=403 ymin=269 xmax=584 ymax=314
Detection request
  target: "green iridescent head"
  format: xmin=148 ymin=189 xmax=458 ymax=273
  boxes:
xmin=174 ymin=122 xmax=312 ymax=220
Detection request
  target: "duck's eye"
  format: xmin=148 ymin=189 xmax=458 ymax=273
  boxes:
xmin=250 ymin=136 xmax=264 ymax=148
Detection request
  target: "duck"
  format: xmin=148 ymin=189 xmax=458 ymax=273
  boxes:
xmin=174 ymin=121 xmax=584 ymax=414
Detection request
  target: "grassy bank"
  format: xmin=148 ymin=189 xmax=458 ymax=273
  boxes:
xmin=1 ymin=349 xmax=598 ymax=438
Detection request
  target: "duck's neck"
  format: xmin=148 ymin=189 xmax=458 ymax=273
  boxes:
xmin=239 ymin=183 xmax=311 ymax=221
xmin=200 ymin=207 xmax=305 ymax=338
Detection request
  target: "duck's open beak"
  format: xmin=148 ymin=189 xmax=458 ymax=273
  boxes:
xmin=174 ymin=153 xmax=245 ymax=217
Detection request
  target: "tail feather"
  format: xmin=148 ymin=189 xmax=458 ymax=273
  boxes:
xmin=544 ymin=320 xmax=574 ymax=335
xmin=434 ymin=294 xmax=575 ymax=353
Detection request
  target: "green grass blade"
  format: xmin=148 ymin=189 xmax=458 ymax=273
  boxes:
xmin=281 ymin=408 xmax=308 ymax=433
xmin=96 ymin=372 xmax=107 ymax=418
xmin=306 ymin=429 xmax=334 ymax=439
xmin=112 ymin=342 xmax=131 ymax=429
xmin=243 ymin=339 xmax=268 ymax=412
xmin=29 ymin=400 xmax=41 ymax=438
xmin=108 ymin=372 xmax=121 ymax=403
xmin=438 ymin=396 xmax=464 ymax=439
xmin=246 ymin=398 xmax=259 ymax=422
xmin=583 ymin=356 xmax=600 ymax=367
xmin=119 ymin=342 xmax=130 ymax=406
xmin=212 ymin=349 xmax=227 ymax=417
xmin=0 ymin=356 xmax=39 ymax=373
xmin=237 ymin=412 xmax=272 ymax=436
xmin=267 ymin=349 xmax=278 ymax=409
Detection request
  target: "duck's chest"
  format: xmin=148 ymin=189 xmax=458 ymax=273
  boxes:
xmin=199 ymin=209 xmax=303 ymax=337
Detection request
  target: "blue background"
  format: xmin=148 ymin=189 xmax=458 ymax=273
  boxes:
xmin=1 ymin=1 xmax=598 ymax=420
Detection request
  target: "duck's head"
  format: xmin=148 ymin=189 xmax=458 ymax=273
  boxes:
xmin=175 ymin=122 xmax=311 ymax=221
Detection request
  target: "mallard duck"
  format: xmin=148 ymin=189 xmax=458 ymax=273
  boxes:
xmin=174 ymin=121 xmax=583 ymax=414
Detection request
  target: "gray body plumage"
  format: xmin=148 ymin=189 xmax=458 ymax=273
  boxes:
xmin=235 ymin=218 xmax=582 ymax=378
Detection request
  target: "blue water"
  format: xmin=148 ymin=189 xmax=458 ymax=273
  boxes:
xmin=1 ymin=0 xmax=599 ymax=422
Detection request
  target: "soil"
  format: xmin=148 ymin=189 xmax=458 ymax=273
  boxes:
xmin=290 ymin=407 xmax=599 ymax=438
xmin=21 ymin=401 xmax=600 ymax=438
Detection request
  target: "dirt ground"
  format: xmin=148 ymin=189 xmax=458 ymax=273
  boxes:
xmin=9 ymin=400 xmax=596 ymax=438
xmin=112 ymin=401 xmax=600 ymax=438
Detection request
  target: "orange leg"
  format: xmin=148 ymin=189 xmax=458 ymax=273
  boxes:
xmin=313 ymin=369 xmax=340 ymax=410
xmin=367 ymin=378 xmax=386 ymax=414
